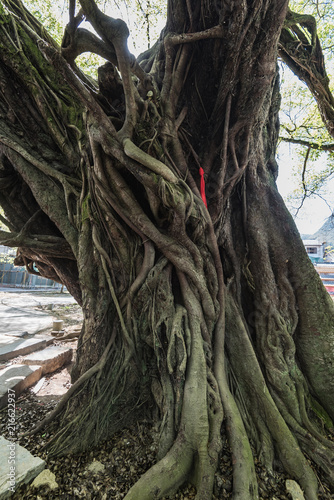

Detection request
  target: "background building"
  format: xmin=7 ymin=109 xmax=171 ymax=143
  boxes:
xmin=302 ymin=239 xmax=325 ymax=263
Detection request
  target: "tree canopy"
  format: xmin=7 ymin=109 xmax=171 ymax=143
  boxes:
xmin=0 ymin=1 xmax=334 ymax=499
xmin=278 ymin=0 xmax=334 ymax=222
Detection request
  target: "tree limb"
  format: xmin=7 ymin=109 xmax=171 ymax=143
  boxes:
xmin=279 ymin=9 xmax=334 ymax=138
xmin=280 ymin=136 xmax=334 ymax=151
xmin=0 ymin=229 xmax=75 ymax=259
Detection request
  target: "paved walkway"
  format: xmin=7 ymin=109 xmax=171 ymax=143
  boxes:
xmin=0 ymin=305 xmax=52 ymax=338
xmin=0 ymin=288 xmax=77 ymax=337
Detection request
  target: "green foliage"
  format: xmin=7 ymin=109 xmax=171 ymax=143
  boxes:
xmin=76 ymin=52 xmax=104 ymax=79
xmin=23 ymin=0 xmax=65 ymax=43
xmin=130 ymin=0 xmax=166 ymax=50
xmin=279 ymin=0 xmax=334 ymax=214
xmin=0 ymin=252 xmax=15 ymax=264
xmin=21 ymin=0 xmax=166 ymax=73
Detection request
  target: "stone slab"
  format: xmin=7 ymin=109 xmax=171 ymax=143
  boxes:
xmin=21 ymin=346 xmax=73 ymax=375
xmin=0 ymin=436 xmax=45 ymax=499
xmin=3 ymin=332 xmax=29 ymax=339
xmin=33 ymin=335 xmax=54 ymax=347
xmin=0 ymin=335 xmax=18 ymax=347
xmin=0 ymin=337 xmax=48 ymax=363
xmin=0 ymin=365 xmax=43 ymax=409
xmin=0 ymin=305 xmax=52 ymax=337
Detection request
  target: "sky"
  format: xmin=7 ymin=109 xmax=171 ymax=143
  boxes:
xmin=276 ymin=144 xmax=333 ymax=236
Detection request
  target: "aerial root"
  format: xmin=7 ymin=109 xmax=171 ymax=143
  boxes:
xmin=125 ymin=271 xmax=223 ymax=500
xmin=123 ymin=434 xmax=193 ymax=500
xmin=217 ymin=378 xmax=259 ymax=499
xmin=22 ymin=329 xmax=116 ymax=438
xmin=276 ymin=401 xmax=334 ymax=485
xmin=224 ymin=295 xmax=319 ymax=500
xmin=123 ymin=418 xmax=220 ymax=500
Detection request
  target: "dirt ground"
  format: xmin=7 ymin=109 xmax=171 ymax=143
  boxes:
xmin=33 ymin=303 xmax=83 ymax=399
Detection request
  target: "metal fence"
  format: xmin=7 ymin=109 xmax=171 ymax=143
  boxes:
xmin=0 ymin=260 xmax=62 ymax=289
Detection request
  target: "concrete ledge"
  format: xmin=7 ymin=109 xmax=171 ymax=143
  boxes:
xmin=0 ymin=436 xmax=45 ymax=499
xmin=0 ymin=338 xmax=48 ymax=363
xmin=21 ymin=346 xmax=73 ymax=375
xmin=34 ymin=335 xmax=54 ymax=347
xmin=0 ymin=365 xmax=43 ymax=409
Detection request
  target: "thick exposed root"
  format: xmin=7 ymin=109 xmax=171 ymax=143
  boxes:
xmin=219 ymin=379 xmax=258 ymax=500
xmin=124 ymin=436 xmax=193 ymax=500
xmin=125 ymin=271 xmax=224 ymax=499
xmin=225 ymin=295 xmax=319 ymax=499
xmin=214 ymin=331 xmax=258 ymax=499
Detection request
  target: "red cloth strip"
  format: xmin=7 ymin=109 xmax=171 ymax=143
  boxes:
xmin=199 ymin=167 xmax=208 ymax=208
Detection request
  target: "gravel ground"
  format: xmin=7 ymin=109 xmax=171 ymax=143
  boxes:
xmin=1 ymin=385 xmax=333 ymax=499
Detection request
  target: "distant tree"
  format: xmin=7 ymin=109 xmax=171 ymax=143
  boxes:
xmin=279 ymin=0 xmax=334 ymax=215
xmin=0 ymin=1 xmax=334 ymax=499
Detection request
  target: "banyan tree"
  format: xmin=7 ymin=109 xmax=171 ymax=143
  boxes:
xmin=0 ymin=0 xmax=334 ymax=498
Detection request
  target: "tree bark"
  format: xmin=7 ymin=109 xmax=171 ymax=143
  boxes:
xmin=0 ymin=0 xmax=334 ymax=498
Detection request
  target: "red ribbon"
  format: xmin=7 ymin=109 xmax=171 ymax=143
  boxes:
xmin=199 ymin=167 xmax=208 ymax=208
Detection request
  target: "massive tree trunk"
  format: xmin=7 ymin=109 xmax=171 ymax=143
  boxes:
xmin=0 ymin=0 xmax=334 ymax=498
